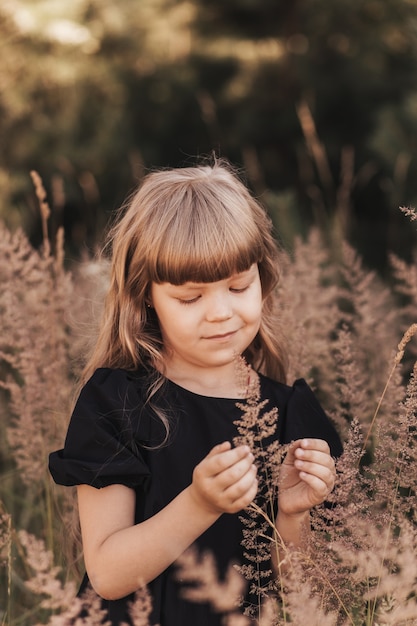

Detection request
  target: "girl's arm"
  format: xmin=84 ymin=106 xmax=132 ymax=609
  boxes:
xmin=274 ymin=439 xmax=336 ymax=560
xmin=77 ymin=441 xmax=257 ymax=600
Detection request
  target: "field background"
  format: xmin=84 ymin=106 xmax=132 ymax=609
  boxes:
xmin=3 ymin=1 xmax=417 ymax=624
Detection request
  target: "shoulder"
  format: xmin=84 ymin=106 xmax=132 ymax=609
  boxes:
xmin=69 ymin=367 xmax=154 ymax=443
xmin=81 ymin=366 xmax=143 ymax=392
xmin=258 ymin=373 xmax=326 ymax=411
xmin=257 ymin=374 xmax=320 ymax=414
xmin=78 ymin=367 xmax=149 ymax=408
xmin=49 ymin=367 xmax=153 ymax=488
xmin=258 ymin=373 xmax=293 ymax=403
xmin=257 ymin=374 xmax=312 ymax=412
xmin=258 ymin=374 xmax=343 ymax=457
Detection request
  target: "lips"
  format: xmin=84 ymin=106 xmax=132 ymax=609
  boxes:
xmin=204 ymin=330 xmax=237 ymax=340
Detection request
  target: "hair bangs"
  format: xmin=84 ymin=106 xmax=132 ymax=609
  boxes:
xmin=148 ymin=195 xmax=264 ymax=285
xmin=153 ymin=238 xmax=262 ymax=285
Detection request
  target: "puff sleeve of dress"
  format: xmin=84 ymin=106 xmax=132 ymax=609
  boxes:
xmin=48 ymin=368 xmax=151 ymax=490
xmin=283 ymin=378 xmax=343 ymax=458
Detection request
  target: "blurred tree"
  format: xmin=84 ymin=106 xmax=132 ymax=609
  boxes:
xmin=189 ymin=0 xmax=417 ymax=266
xmin=1 ymin=0 xmax=417 ymax=268
xmin=0 ymin=0 xmax=196 ymax=253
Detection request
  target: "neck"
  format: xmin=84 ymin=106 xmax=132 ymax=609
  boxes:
xmin=161 ymin=358 xmax=254 ymax=398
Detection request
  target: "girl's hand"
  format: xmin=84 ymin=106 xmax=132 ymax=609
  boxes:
xmin=189 ymin=442 xmax=258 ymax=515
xmin=278 ymin=439 xmax=336 ymax=517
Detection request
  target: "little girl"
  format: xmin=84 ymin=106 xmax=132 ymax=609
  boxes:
xmin=49 ymin=159 xmax=342 ymax=625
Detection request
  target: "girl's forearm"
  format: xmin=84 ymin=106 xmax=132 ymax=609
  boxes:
xmin=272 ymin=510 xmax=310 ymax=574
xmin=275 ymin=509 xmax=310 ymax=547
xmin=81 ymin=442 xmax=257 ymax=601
xmin=85 ymin=486 xmax=220 ymax=600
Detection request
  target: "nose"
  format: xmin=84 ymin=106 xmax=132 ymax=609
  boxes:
xmin=205 ymin=292 xmax=233 ymax=322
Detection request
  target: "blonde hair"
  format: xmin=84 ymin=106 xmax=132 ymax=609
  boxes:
xmin=82 ymin=159 xmax=288 ymax=410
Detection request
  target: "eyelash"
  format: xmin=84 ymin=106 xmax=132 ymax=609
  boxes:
xmin=178 ymin=297 xmax=200 ymax=305
xmin=177 ymin=286 xmax=249 ymax=305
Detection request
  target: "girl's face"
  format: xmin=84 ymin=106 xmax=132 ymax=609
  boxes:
xmin=150 ymin=264 xmax=263 ymax=379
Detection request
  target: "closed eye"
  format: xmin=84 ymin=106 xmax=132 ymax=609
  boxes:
xmin=230 ymin=285 xmax=249 ymax=294
xmin=177 ymin=296 xmax=201 ymax=305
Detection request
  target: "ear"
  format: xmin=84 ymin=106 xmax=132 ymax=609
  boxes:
xmin=144 ymin=287 xmax=153 ymax=309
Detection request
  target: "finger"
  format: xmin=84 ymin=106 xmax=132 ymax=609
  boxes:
xmin=294 ymin=447 xmax=335 ymax=470
xmin=296 ymin=456 xmax=336 ymax=494
xmin=298 ymin=471 xmax=335 ymax=502
xmin=298 ymin=438 xmax=331 ymax=454
xmin=209 ymin=445 xmax=253 ymax=476
xmin=215 ymin=455 xmax=256 ymax=490
xmin=281 ymin=440 xmax=302 ymax=465
xmin=206 ymin=441 xmax=232 ymax=458
xmin=223 ymin=465 xmax=258 ymax=511
xmin=294 ymin=459 xmax=335 ymax=487
xmin=230 ymin=482 xmax=259 ymax=512
xmin=294 ymin=447 xmax=335 ymax=476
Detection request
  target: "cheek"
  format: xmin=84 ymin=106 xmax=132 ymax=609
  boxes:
xmin=253 ymin=307 xmax=263 ymax=332
xmin=157 ymin=312 xmax=191 ymax=344
xmin=248 ymin=288 xmax=264 ymax=323
xmin=242 ymin=301 xmax=263 ymax=336
xmin=248 ymin=300 xmax=262 ymax=319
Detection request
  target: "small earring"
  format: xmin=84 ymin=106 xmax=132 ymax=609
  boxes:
xmin=146 ymin=302 xmax=152 ymax=308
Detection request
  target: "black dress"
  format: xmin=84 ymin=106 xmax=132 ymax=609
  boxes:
xmin=49 ymin=368 xmax=342 ymax=626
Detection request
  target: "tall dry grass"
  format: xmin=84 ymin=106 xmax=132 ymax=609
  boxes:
xmin=1 ymin=176 xmax=417 ymax=624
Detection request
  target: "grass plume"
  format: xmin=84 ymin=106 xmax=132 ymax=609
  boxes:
xmin=2 ymin=180 xmax=417 ymax=623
